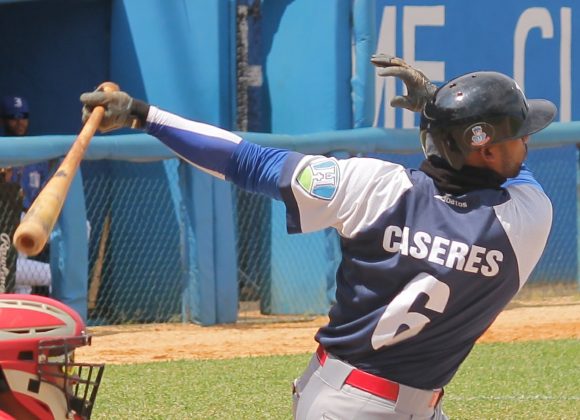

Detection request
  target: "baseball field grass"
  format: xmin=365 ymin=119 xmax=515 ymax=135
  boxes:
xmin=91 ymin=339 xmax=579 ymax=419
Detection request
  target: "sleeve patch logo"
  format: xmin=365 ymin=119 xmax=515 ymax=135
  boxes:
xmin=297 ymin=159 xmax=340 ymax=200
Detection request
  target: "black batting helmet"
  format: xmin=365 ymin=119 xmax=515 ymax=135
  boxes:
xmin=419 ymin=71 xmax=557 ymax=169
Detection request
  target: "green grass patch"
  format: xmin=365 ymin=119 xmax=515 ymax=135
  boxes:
xmin=443 ymin=339 xmax=579 ymax=419
xmin=92 ymin=340 xmax=579 ymax=419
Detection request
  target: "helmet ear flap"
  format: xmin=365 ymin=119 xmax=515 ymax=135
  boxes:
xmin=421 ymin=127 xmax=466 ymax=170
xmin=439 ymin=132 xmax=466 ymax=170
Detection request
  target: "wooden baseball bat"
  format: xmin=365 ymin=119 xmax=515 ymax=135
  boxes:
xmin=88 ymin=211 xmax=111 ymax=311
xmin=13 ymin=82 xmax=119 ymax=256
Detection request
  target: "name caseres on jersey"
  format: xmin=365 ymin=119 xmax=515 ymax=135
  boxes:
xmin=383 ymin=225 xmax=503 ymax=277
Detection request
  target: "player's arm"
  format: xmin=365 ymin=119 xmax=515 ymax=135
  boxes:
xmin=496 ymin=163 xmax=552 ymax=288
xmin=279 ymin=155 xmax=412 ymax=234
xmin=148 ymin=113 xmax=413 ymax=236
xmin=80 ymin=92 xmax=301 ymax=201
xmin=79 ymin=55 xmax=424 ymax=231
xmin=80 ymin=92 xmax=413 ymax=235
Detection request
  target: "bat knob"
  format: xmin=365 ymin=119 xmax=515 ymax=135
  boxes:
xmin=97 ymin=81 xmax=120 ymax=93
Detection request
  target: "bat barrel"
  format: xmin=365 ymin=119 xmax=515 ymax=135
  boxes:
xmin=12 ymin=81 xmax=119 ymax=256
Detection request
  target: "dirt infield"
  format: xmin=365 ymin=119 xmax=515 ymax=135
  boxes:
xmin=78 ymin=299 xmax=579 ymax=364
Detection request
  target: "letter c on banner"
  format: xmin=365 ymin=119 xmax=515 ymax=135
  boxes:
xmin=513 ymin=9 xmax=553 ymax=97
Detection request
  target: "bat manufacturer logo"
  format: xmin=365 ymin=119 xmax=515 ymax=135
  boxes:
xmin=0 ymin=233 xmax=11 ymax=291
xmin=297 ymin=158 xmax=340 ymax=200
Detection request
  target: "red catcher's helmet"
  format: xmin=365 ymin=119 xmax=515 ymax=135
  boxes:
xmin=0 ymin=294 xmax=104 ymax=419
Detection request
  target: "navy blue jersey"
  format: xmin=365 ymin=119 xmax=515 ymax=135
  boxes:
xmin=144 ymin=107 xmax=552 ymax=391
xmin=278 ymin=155 xmax=551 ymax=390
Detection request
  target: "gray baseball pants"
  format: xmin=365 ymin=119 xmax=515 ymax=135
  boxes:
xmin=292 ymin=350 xmax=448 ymax=420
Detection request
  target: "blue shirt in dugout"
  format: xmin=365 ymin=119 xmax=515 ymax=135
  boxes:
xmin=11 ymin=162 xmax=50 ymax=210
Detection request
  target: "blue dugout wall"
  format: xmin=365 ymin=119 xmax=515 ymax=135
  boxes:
xmin=0 ymin=0 xmax=238 ymax=323
xmin=0 ymin=0 xmax=577 ymax=322
xmin=2 ymin=123 xmax=578 ymax=319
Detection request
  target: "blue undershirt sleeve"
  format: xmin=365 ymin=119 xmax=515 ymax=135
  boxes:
xmin=225 ymin=141 xmax=290 ymax=201
xmin=145 ymin=107 xmax=293 ymax=201
xmin=502 ymin=163 xmax=545 ymax=192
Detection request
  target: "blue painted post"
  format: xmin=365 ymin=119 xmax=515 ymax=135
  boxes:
xmin=50 ymin=171 xmax=89 ymax=320
xmin=352 ymin=0 xmax=377 ymax=129
xmin=110 ymin=0 xmax=238 ymax=324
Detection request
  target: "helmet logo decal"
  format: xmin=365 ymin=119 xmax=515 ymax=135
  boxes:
xmin=470 ymin=125 xmax=490 ymax=146
xmin=464 ymin=123 xmax=494 ymax=147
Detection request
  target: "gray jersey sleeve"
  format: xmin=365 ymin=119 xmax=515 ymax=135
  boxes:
xmin=288 ymin=155 xmax=413 ymax=236
xmin=493 ymin=183 xmax=553 ymax=289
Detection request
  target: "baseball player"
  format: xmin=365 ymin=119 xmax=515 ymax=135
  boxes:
xmin=80 ymin=55 xmax=555 ymax=419
xmin=1 ymin=95 xmax=53 ymax=214
xmin=1 ymin=96 xmax=54 ymax=295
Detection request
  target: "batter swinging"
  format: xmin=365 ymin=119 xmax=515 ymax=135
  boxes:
xmin=80 ymin=55 xmax=555 ymax=419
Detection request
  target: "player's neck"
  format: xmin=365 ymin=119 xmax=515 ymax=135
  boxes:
xmin=420 ymin=157 xmax=506 ymax=195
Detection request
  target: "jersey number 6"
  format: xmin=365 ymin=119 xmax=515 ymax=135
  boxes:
xmin=371 ymin=272 xmax=450 ymax=349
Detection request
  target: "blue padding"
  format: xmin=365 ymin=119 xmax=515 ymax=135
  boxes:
xmin=178 ymin=166 xmax=238 ymax=325
xmin=50 ymin=171 xmax=88 ymax=320
xmin=2 ymin=122 xmax=578 ymax=166
xmin=213 ymin=179 xmax=238 ymax=323
xmin=0 ymin=135 xmax=174 ymax=166
xmin=110 ymin=0 xmax=237 ymax=324
xmin=261 ymin=0 xmax=352 ymax=133
xmin=111 ymin=0 xmax=233 ymax=126
xmin=179 ymin=165 xmax=216 ymax=325
xmin=260 ymin=0 xmax=383 ymax=318
xmin=1 ymin=121 xmax=578 ymax=320
xmin=352 ymin=0 xmax=377 ymax=128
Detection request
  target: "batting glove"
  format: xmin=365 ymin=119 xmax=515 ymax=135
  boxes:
xmin=371 ymin=54 xmax=437 ymax=113
xmin=80 ymin=89 xmax=149 ymax=132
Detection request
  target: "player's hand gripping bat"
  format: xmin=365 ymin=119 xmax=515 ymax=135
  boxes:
xmin=371 ymin=54 xmax=437 ymax=112
xmin=80 ymin=89 xmax=148 ymax=132
xmin=13 ymin=82 xmax=120 ymax=256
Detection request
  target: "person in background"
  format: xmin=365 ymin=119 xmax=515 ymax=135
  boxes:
xmin=1 ymin=95 xmax=53 ymax=211
xmin=1 ymin=95 xmax=53 ymax=296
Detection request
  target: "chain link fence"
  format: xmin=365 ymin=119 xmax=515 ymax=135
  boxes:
xmin=83 ymin=159 xmax=184 ymax=325
xmin=85 ymin=145 xmax=579 ymax=324
xmin=0 ymin=179 xmax=21 ymax=294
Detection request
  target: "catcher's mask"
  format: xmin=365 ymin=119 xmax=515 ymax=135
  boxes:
xmin=420 ymin=71 xmax=556 ymax=169
xmin=0 ymin=294 xmax=105 ymax=420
